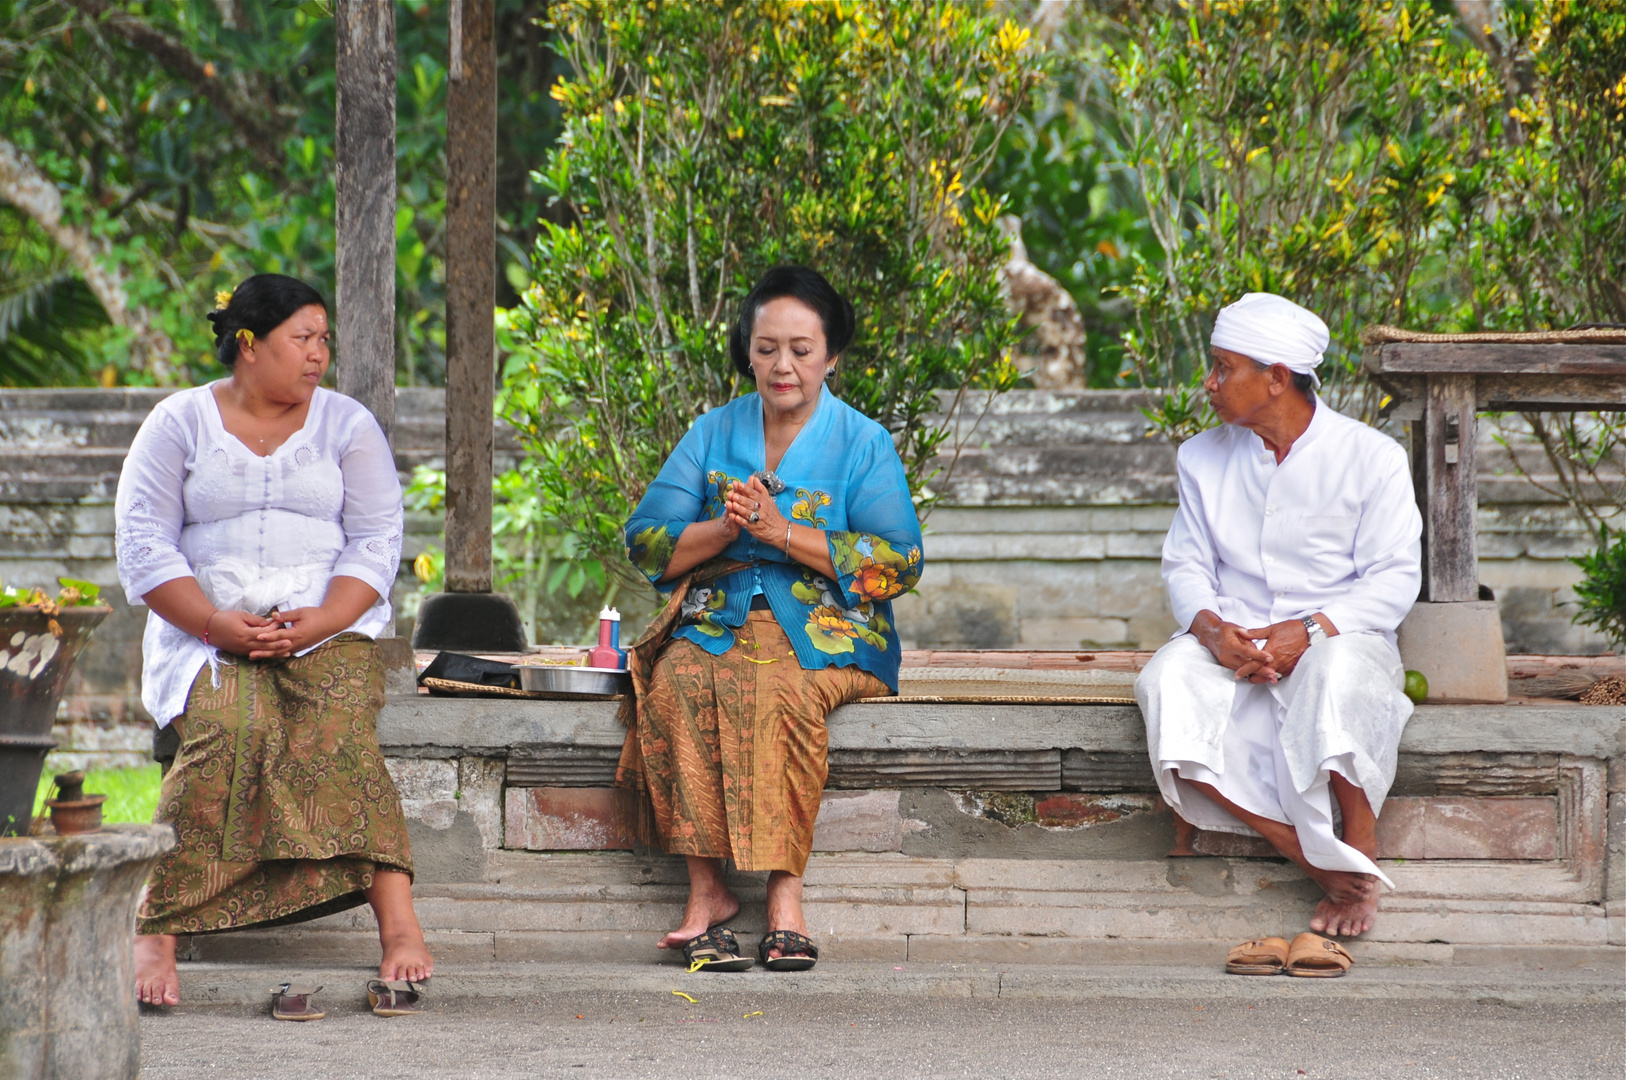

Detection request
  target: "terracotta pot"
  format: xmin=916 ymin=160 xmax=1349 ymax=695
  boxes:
xmin=0 ymin=607 xmax=110 ymax=836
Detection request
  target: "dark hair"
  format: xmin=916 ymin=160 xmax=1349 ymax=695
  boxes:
xmin=1249 ymin=357 xmax=1318 ymax=402
xmin=205 ymin=273 xmax=327 ymax=367
xmin=728 ymin=265 xmax=855 ymax=380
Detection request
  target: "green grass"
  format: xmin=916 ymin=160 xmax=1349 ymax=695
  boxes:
xmin=32 ymin=764 xmax=162 ymax=825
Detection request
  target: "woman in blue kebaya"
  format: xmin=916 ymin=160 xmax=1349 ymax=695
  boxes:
xmin=616 ymin=266 xmax=922 ymax=972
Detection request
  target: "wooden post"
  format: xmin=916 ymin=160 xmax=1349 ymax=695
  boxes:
xmin=334 ymin=0 xmax=397 ymax=444
xmin=1421 ymin=374 xmax=1479 ymax=602
xmin=442 ymin=0 xmax=495 ymax=594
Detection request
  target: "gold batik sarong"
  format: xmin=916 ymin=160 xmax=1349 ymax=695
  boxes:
xmin=137 ymin=633 xmax=413 ymax=935
xmin=617 ymin=610 xmax=887 ymax=876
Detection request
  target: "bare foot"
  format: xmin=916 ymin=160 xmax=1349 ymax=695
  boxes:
xmin=656 ymin=884 xmax=741 ymax=943
xmin=657 ymin=882 xmax=741 ymax=950
xmin=763 ymin=870 xmax=809 ymax=960
xmin=1307 ymin=869 xmax=1381 ymax=936
xmin=379 ymin=928 xmax=434 ymax=982
xmin=134 ymin=933 xmax=179 ymax=1006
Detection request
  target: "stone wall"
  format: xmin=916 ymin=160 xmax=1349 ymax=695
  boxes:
xmin=899 ymin=390 xmax=1613 ymax=656
xmin=0 ymin=387 xmax=1612 ymax=768
xmin=174 ymin=694 xmax=1623 ymax=966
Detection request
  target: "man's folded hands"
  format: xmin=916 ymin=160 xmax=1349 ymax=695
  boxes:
xmin=1192 ymin=609 xmax=1336 ymax=683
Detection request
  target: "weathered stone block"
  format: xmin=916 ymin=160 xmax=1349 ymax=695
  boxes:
xmin=1033 ymin=793 xmax=1158 ymax=828
xmin=503 ymin=787 xmax=634 ymax=851
xmin=1184 ymin=830 xmax=1279 ymax=859
xmin=1376 ymin=797 xmax=1559 ymax=860
xmin=0 ymin=826 xmax=174 ymax=1080
xmin=385 ymin=757 xmax=459 ymax=830
xmin=458 ymin=756 xmax=506 ymax=850
xmin=1606 ymin=793 xmax=1624 ymax=903
xmin=898 ymin=582 xmax=1019 ymax=650
xmin=1397 ymin=601 xmax=1509 ymax=703
xmin=1024 ymin=617 xmax=1130 ymax=648
xmin=811 ymin=790 xmax=906 ymax=852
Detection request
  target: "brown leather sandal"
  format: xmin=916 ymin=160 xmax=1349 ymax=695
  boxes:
xmin=367 ymin=978 xmax=427 ymax=1017
xmin=269 ymin=981 xmax=325 ymax=1021
xmin=759 ymin=930 xmax=819 ymax=972
xmin=1285 ymin=932 xmax=1354 ymax=978
xmin=1225 ymin=937 xmax=1290 ymax=975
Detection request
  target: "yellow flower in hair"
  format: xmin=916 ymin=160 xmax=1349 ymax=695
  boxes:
xmin=236 ymin=328 xmax=254 ymax=347
xmin=215 ymin=290 xmax=233 ymax=310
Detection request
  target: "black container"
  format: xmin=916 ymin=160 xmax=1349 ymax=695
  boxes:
xmin=0 ymin=606 xmax=110 ymax=835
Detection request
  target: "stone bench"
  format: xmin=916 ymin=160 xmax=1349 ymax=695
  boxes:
xmin=179 ymin=693 xmax=1626 ymax=970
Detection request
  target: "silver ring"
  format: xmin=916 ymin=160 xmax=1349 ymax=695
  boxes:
xmin=749 ymin=512 xmax=760 ymax=524
xmin=754 ymin=501 xmax=761 ymax=511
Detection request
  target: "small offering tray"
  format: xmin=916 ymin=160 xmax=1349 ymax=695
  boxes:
xmin=516 ymin=664 xmax=630 ymax=697
xmin=417 ymin=650 xmax=628 ymax=700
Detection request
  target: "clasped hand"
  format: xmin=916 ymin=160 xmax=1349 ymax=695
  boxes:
xmin=1192 ymin=610 xmax=1316 ymax=683
xmin=722 ymin=475 xmax=788 ymax=546
xmin=208 ymin=607 xmax=338 ymax=660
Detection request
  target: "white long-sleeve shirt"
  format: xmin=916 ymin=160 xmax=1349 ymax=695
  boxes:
xmin=1161 ymin=398 xmax=1422 ymax=644
xmin=114 ymin=384 xmax=403 ymax=725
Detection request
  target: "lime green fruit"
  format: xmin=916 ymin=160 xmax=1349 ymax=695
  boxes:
xmin=1403 ymin=670 xmax=1429 ymax=704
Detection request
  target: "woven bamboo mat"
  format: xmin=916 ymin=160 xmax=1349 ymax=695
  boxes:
xmin=855 ymin=693 xmax=1137 ymax=705
xmin=420 ymin=676 xmax=620 ymax=701
xmin=1363 ymin=324 xmax=1626 ymax=345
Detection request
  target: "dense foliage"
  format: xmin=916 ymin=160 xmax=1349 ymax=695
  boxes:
xmin=0 ymin=0 xmax=561 ymax=387
xmin=1571 ymin=526 xmax=1626 ymax=651
xmin=500 ymin=0 xmax=1043 ymax=575
xmin=5 ymin=0 xmax=1619 ymax=642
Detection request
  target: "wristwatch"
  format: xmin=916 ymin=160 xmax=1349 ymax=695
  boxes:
xmin=1299 ymin=614 xmax=1327 ymax=646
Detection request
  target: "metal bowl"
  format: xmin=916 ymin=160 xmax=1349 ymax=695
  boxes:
xmin=517 ymin=665 xmax=630 ymax=697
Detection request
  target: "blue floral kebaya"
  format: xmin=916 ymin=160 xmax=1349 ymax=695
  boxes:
xmin=625 ymin=384 xmax=923 ymax=691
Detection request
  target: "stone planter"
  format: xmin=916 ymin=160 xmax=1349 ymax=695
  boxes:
xmin=0 ymin=607 xmax=111 ymax=836
xmin=0 ymin=824 xmax=174 ymax=1080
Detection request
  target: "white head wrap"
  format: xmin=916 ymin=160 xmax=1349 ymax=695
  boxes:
xmin=1210 ymin=292 xmax=1330 ymax=387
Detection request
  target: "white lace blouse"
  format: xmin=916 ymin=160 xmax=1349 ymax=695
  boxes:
xmin=115 ymin=383 xmax=403 ymax=726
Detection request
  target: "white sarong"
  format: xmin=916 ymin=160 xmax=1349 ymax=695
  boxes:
xmin=1136 ymin=631 xmax=1412 ymax=888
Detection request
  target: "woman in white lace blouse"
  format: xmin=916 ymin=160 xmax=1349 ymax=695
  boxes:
xmin=119 ymin=274 xmax=430 ymax=1018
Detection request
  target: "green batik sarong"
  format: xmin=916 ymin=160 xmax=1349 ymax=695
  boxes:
xmin=137 ymin=633 xmax=413 ymax=935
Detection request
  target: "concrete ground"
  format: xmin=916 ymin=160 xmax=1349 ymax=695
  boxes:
xmin=140 ymin=961 xmax=1624 ymax=1080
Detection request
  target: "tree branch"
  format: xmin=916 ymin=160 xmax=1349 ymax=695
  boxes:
xmin=0 ymin=134 xmax=176 ymax=382
xmin=63 ymin=0 xmax=286 ymax=172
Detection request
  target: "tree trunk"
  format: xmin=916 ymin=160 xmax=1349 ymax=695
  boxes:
xmin=334 ymin=0 xmax=397 ymax=444
xmin=443 ymin=0 xmax=497 ymax=594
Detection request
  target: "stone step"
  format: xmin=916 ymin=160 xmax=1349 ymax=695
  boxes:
xmin=165 ymin=956 xmax=1625 ymax=1010
xmin=183 ymin=849 xmax=1622 ymax=973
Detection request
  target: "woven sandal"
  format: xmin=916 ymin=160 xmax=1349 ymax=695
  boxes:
xmin=366 ymin=978 xmax=427 ymax=1016
xmin=269 ymin=981 xmax=325 ymax=1022
xmin=758 ymin=930 xmax=819 ymax=972
xmin=1285 ymin=932 xmax=1354 ymax=978
xmin=1225 ymin=937 xmax=1290 ymax=975
xmin=680 ymin=927 xmax=755 ymax=972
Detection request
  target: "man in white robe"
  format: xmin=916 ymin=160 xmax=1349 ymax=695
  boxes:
xmin=1135 ymin=292 xmax=1422 ymax=937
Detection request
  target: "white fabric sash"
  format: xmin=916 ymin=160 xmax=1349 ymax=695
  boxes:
xmin=196 ymin=558 xmax=327 ymax=616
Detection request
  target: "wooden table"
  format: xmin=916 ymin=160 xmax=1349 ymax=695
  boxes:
xmin=1363 ymin=334 xmax=1626 ymax=603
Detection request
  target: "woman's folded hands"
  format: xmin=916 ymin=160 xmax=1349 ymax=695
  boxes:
xmin=248 ymin=606 xmax=339 ymax=658
xmin=206 ymin=609 xmax=282 ymax=657
xmin=246 ymin=576 xmax=381 ymax=659
xmin=724 ymin=475 xmax=788 ymax=544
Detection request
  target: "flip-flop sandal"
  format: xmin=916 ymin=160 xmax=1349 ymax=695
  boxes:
xmin=269 ymin=981 xmax=325 ymax=1021
xmin=758 ymin=930 xmax=819 ymax=972
xmin=1285 ymin=932 xmax=1354 ymax=978
xmin=367 ymin=978 xmax=427 ymax=1016
xmin=1225 ymin=937 xmax=1290 ymax=975
xmin=681 ymin=927 xmax=755 ymax=972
